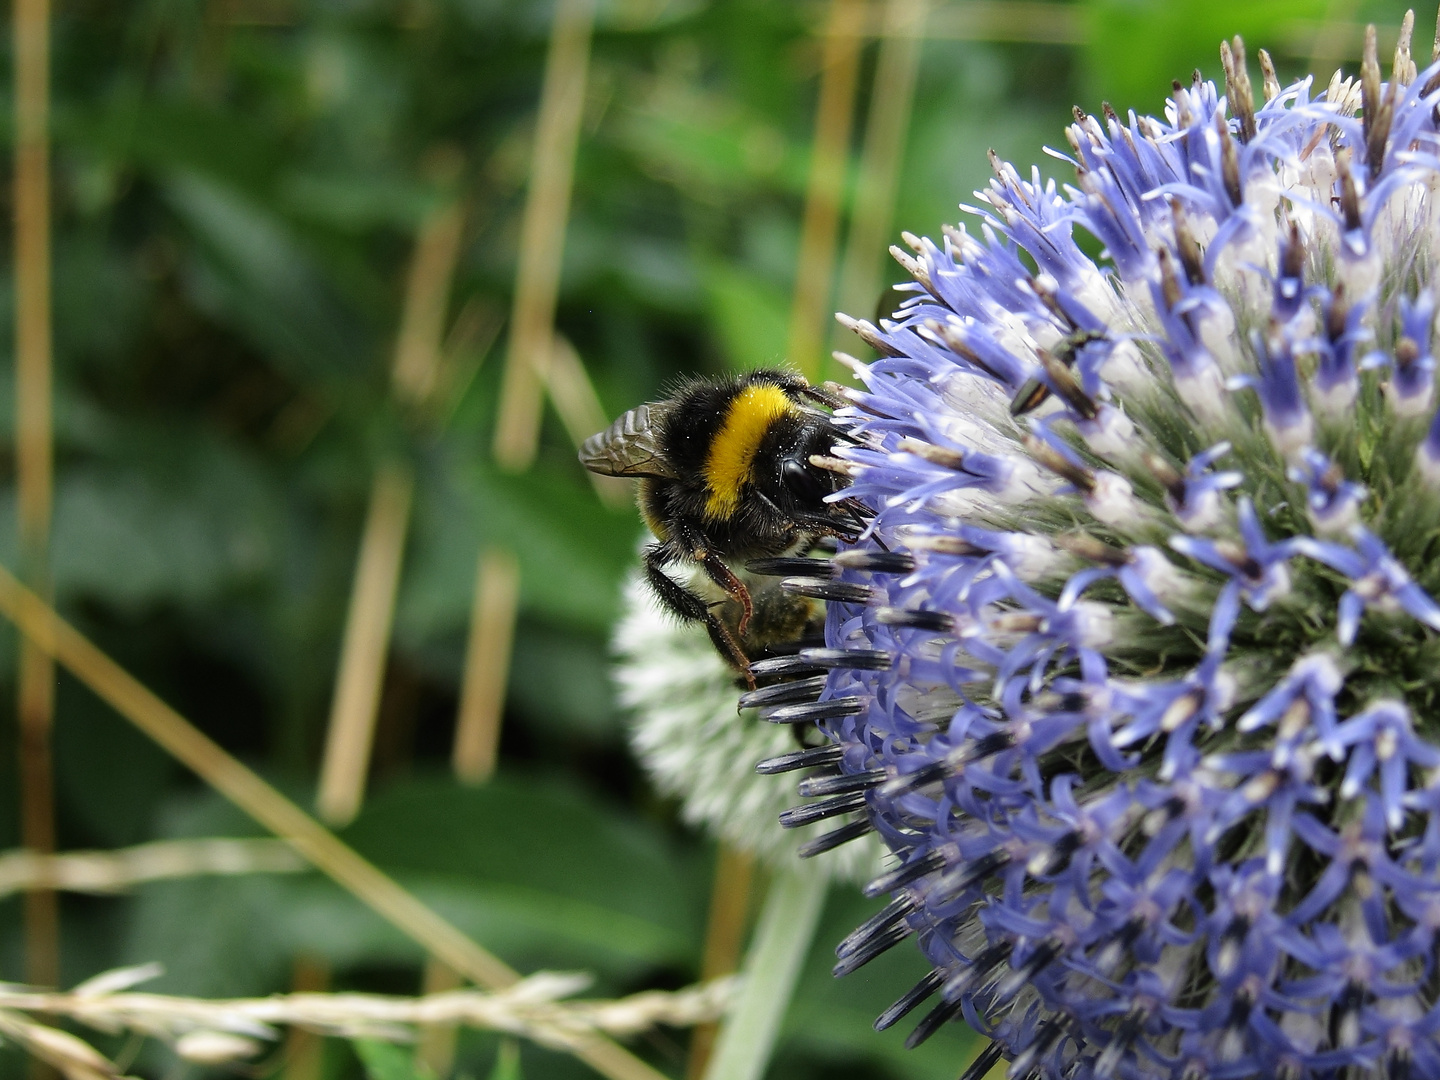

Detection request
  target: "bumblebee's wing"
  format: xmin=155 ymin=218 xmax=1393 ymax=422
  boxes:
xmin=579 ymin=403 xmax=678 ymax=479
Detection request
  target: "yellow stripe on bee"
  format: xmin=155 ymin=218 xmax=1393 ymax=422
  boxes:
xmin=703 ymin=384 xmax=796 ymax=521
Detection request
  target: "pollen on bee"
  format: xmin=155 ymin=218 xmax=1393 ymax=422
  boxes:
xmin=809 ymin=454 xmax=859 ymax=477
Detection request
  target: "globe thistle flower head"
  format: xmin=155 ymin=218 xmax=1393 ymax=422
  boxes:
xmin=774 ymin=13 xmax=1440 ymax=1079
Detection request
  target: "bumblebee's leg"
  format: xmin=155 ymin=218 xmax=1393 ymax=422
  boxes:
xmin=643 ymin=542 xmax=755 ymax=685
xmin=642 ymin=542 xmax=709 ymax=622
xmin=790 ymin=508 xmax=866 ymax=542
xmin=704 ymin=618 xmax=755 ymax=689
xmin=673 ymin=521 xmax=754 ymax=636
xmin=797 ymin=382 xmax=849 ymax=411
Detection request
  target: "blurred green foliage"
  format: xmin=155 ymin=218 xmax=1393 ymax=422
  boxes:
xmin=0 ymin=0 xmax=1421 ymax=1077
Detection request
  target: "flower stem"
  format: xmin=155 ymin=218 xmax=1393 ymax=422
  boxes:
xmin=701 ymin=867 xmax=827 ymax=1080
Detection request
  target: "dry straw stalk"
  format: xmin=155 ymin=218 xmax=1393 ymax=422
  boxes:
xmin=0 ymin=563 xmax=671 ymax=1080
xmin=0 ymin=967 xmax=736 ymax=1055
xmin=0 ymin=839 xmax=307 ymax=899
xmin=0 ymin=968 xmax=734 ymax=1078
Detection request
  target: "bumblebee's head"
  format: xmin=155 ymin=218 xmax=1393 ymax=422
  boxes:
xmin=758 ymin=411 xmax=846 ymax=512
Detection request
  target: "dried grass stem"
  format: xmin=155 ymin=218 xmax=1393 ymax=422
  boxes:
xmin=0 ymin=970 xmax=737 ymax=1055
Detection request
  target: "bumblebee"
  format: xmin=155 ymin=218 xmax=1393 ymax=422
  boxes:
xmin=580 ymin=369 xmax=865 ymax=681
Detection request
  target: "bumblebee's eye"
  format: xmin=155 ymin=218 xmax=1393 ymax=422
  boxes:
xmin=782 ymin=458 xmax=827 ymax=503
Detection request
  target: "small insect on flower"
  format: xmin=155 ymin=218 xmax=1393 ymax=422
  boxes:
xmin=580 ymin=369 xmax=869 ymax=683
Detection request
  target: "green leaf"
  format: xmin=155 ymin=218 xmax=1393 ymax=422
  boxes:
xmin=279 ymin=169 xmax=440 ymax=233
xmin=120 ymin=773 xmax=708 ymax=994
xmin=399 ymin=453 xmax=640 ymax=639
xmin=562 ymin=221 xmax=703 ymax=311
xmin=64 ymin=98 xmax=282 ymax=197
xmin=164 ymin=171 xmax=373 ymax=380
xmin=53 ymin=674 xmax=178 ymax=847
xmin=704 ymin=868 xmax=826 ymax=1080
xmin=508 ymin=623 xmax=620 ymax=739
xmin=618 ymin=94 xmax=806 ymax=199
xmin=701 ymin=261 xmax=791 ymax=373
xmin=339 ymin=774 xmax=708 ymax=973
xmin=51 ymin=234 xmax=151 ymax=368
xmin=0 ymin=432 xmax=284 ymax=608
xmin=781 ymin=888 xmax=981 ymax=1080
xmin=894 ymin=44 xmax=1057 ymax=256
xmin=354 ymin=1039 xmax=435 ymax=1080
xmin=1082 ymin=0 xmax=1332 ymax=112
xmin=488 ymin=1040 xmax=523 ymax=1080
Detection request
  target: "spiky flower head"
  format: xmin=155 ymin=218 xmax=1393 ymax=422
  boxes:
xmin=767 ymin=13 xmax=1440 ymax=1079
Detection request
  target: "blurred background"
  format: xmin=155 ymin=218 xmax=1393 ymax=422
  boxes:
xmin=0 ymin=0 xmax=1422 ymax=1077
